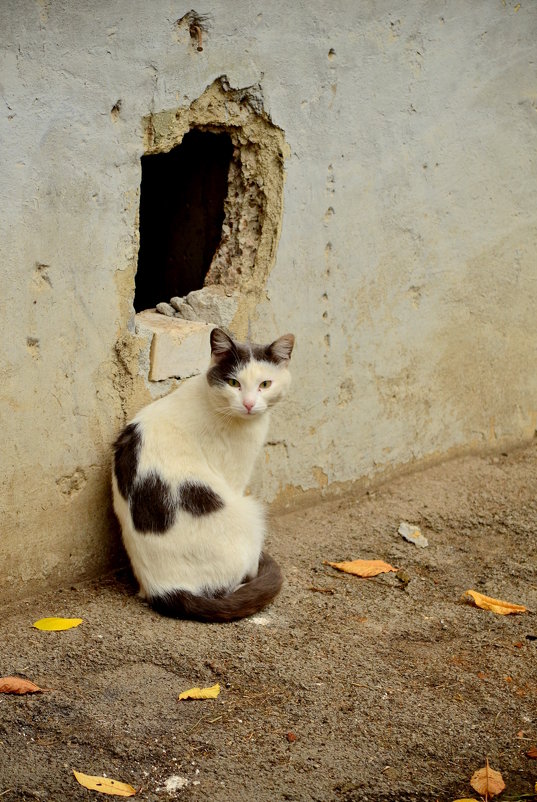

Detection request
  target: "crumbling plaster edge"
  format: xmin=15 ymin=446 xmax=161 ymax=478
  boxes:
xmin=135 ymin=311 xmax=212 ymax=383
xmin=141 ymin=75 xmax=289 ymax=338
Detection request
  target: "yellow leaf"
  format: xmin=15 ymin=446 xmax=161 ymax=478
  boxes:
xmin=452 ymin=798 xmax=479 ymax=801
xmin=323 ymin=559 xmax=397 ymax=578
xmin=463 ymin=590 xmax=527 ymax=615
xmin=32 ymin=617 xmax=83 ymax=631
xmin=178 ymin=683 xmax=220 ymax=700
xmin=470 ymin=759 xmax=506 ymax=798
xmin=0 ymin=676 xmax=44 ymax=694
xmin=73 ymin=770 xmax=136 ymax=797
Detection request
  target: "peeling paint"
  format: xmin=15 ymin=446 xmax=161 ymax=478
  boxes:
xmin=312 ymin=466 xmax=329 ymax=489
xmin=56 ymin=469 xmax=87 ymax=498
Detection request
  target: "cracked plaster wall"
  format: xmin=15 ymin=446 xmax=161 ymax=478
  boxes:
xmin=1 ymin=1 xmax=537 ymax=596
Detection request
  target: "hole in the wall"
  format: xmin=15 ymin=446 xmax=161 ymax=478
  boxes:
xmin=134 ymin=128 xmax=233 ymax=312
xmin=129 ymin=75 xmax=288 ymax=366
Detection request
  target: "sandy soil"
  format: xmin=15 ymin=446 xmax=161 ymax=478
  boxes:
xmin=1 ymin=444 xmax=536 ymax=801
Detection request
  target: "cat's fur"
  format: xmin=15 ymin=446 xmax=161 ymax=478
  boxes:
xmin=112 ymin=327 xmax=295 ymax=622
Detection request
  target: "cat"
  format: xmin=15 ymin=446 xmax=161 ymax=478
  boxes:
xmin=112 ymin=327 xmax=295 ymax=622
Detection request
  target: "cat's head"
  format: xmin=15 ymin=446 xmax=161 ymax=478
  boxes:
xmin=207 ymin=328 xmax=295 ymax=419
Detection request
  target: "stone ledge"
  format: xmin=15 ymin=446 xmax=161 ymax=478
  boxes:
xmin=135 ymin=311 xmax=211 ymax=381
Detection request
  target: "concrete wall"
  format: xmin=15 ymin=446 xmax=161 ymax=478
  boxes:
xmin=1 ymin=0 xmax=536 ymax=596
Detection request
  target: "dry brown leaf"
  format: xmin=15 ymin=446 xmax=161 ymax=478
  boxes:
xmin=73 ymin=770 xmax=136 ymax=796
xmin=526 ymin=746 xmax=537 ymax=759
xmin=463 ymin=589 xmax=527 ymax=615
xmin=323 ymin=559 xmax=397 ymax=578
xmin=0 ymin=676 xmax=44 ymax=695
xmin=470 ymin=759 xmax=505 ymax=799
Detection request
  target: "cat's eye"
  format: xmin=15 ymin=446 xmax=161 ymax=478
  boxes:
xmin=227 ymin=377 xmax=241 ymax=388
xmin=259 ymin=380 xmax=272 ymax=389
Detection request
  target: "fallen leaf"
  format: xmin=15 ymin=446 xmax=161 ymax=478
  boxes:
xmin=33 ymin=617 xmax=83 ymax=631
xmin=453 ymin=798 xmax=479 ymax=802
xmin=463 ymin=590 xmax=527 ymax=615
xmin=73 ymin=770 xmax=136 ymax=796
xmin=178 ymin=683 xmax=220 ymax=701
xmin=470 ymin=759 xmax=505 ymax=799
xmin=526 ymin=746 xmax=537 ymax=759
xmin=286 ymin=732 xmax=297 ymax=742
xmin=0 ymin=676 xmax=44 ymax=694
xmin=323 ymin=559 xmax=397 ymax=577
xmin=398 ymin=521 xmax=428 ymax=548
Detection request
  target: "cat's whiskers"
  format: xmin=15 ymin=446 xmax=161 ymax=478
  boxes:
xmin=206 ymin=405 xmax=239 ymax=429
xmin=211 ymin=403 xmax=236 ymax=418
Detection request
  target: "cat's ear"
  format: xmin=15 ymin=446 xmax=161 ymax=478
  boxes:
xmin=210 ymin=328 xmax=235 ymax=361
xmin=267 ymin=333 xmax=295 ymax=363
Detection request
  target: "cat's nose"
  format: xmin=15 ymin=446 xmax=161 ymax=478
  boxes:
xmin=243 ymin=399 xmax=255 ymax=412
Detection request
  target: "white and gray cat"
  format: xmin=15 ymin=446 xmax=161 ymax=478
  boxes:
xmin=112 ymin=327 xmax=295 ymax=622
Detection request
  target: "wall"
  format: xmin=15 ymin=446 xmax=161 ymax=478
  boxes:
xmin=1 ymin=0 xmax=536 ymax=596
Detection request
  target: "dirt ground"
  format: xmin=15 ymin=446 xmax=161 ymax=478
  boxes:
xmin=1 ymin=444 xmax=537 ymax=802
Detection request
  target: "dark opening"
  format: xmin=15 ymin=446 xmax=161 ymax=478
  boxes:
xmin=134 ymin=128 xmax=233 ymax=312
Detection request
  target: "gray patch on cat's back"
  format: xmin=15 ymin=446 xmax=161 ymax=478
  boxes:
xmin=130 ymin=473 xmax=177 ymax=533
xmin=113 ymin=423 xmax=142 ymax=499
xmin=179 ymin=481 xmax=224 ymax=516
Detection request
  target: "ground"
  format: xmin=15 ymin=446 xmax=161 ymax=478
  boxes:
xmin=1 ymin=444 xmax=536 ymax=802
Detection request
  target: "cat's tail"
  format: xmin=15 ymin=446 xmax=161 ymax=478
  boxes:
xmin=149 ymin=552 xmax=283 ymax=623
